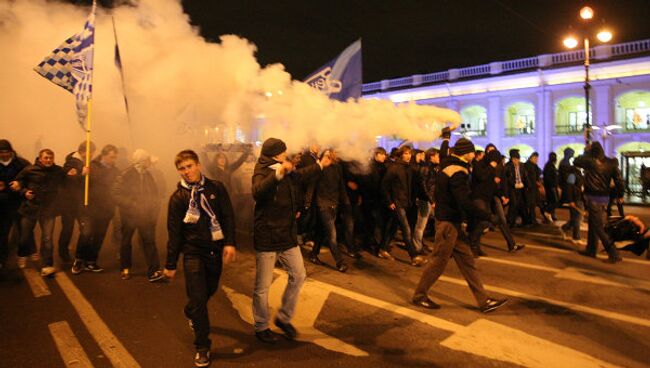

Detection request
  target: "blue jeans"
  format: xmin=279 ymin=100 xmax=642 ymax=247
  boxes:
xmin=562 ymin=202 xmax=584 ymax=240
xmin=381 ymin=205 xmax=418 ymax=258
xmin=253 ymin=246 xmax=306 ymax=332
xmin=413 ymin=200 xmax=432 ymax=253
xmin=19 ymin=215 xmax=55 ymax=267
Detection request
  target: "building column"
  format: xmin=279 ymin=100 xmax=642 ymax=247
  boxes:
xmin=541 ymin=90 xmax=553 ymax=163
xmin=593 ymin=84 xmax=613 ymax=156
xmin=487 ymin=96 xmax=501 ymax=148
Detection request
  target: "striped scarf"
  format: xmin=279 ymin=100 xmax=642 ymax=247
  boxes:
xmin=181 ymin=176 xmax=224 ymax=241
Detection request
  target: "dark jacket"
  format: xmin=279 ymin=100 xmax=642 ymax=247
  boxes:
xmin=543 ymin=162 xmax=559 ymax=189
xmin=112 ymin=166 xmax=160 ymax=221
xmin=574 ymin=154 xmax=624 ymax=198
xmin=88 ymin=158 xmax=119 ymax=216
xmin=0 ymin=154 xmax=30 ymax=210
xmin=381 ymin=160 xmax=428 ymax=208
xmin=419 ymin=162 xmax=437 ymax=203
xmin=504 ymin=161 xmax=528 ymax=196
xmin=361 ymin=159 xmax=386 ymax=206
xmin=434 ymin=155 xmax=492 ymax=223
xmin=15 ymin=161 xmax=65 ymax=218
xmin=60 ymin=151 xmax=86 ymax=207
xmin=166 ymin=178 xmax=236 ymax=270
xmin=297 ymin=151 xmax=320 ymax=208
xmin=252 ymin=155 xmax=322 ymax=252
xmin=471 ymin=160 xmax=498 ymax=202
xmin=315 ymin=162 xmax=350 ymax=208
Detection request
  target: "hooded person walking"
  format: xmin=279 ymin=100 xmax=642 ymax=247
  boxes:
xmin=251 ymin=138 xmax=331 ymax=343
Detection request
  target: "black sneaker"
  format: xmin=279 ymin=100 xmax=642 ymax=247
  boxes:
xmin=194 ymin=349 xmax=210 ymax=367
xmin=148 ymin=270 xmax=165 ymax=282
xmin=336 ymin=263 xmax=348 ymax=273
xmin=412 ymin=296 xmax=441 ymax=309
xmin=71 ymin=260 xmax=85 ymax=275
xmin=508 ymin=244 xmax=525 ymax=253
xmin=603 ymin=256 xmax=622 ymax=264
xmin=274 ymin=319 xmax=297 ymax=340
xmin=255 ymin=329 xmax=278 ymax=344
xmin=481 ymin=298 xmax=508 ymax=313
xmin=84 ymin=263 xmax=104 ymax=273
xmin=308 ymin=253 xmax=323 ymax=265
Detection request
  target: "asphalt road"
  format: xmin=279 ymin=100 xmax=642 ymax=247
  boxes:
xmin=1 ymin=206 xmax=649 ymax=368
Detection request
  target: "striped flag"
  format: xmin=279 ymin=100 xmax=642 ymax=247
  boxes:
xmin=34 ymin=1 xmax=96 ymax=130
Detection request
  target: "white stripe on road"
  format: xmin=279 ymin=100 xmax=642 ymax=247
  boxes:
xmin=478 ymin=257 xmax=650 ymax=291
xmin=49 ymin=321 xmax=94 ymax=368
xmin=438 ymin=275 xmax=650 ymax=328
xmin=225 ymin=273 xmax=618 ymax=367
xmin=55 ymin=273 xmax=140 ymax=368
xmin=22 ymin=268 xmax=51 ymax=297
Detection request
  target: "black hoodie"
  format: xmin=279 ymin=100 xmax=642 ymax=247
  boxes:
xmin=252 ymin=155 xmax=321 ymax=251
xmin=435 ymin=155 xmax=492 ymax=223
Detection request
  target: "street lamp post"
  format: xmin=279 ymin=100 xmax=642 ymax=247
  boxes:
xmin=563 ymin=6 xmax=613 ymax=146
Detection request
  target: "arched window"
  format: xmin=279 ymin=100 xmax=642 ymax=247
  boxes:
xmin=615 ymin=91 xmax=650 ymax=131
xmin=555 ymin=97 xmax=591 ymax=135
xmin=505 ymin=102 xmax=535 ymax=136
xmin=460 ymin=105 xmax=487 ymax=137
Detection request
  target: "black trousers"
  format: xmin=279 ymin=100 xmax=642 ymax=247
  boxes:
xmin=75 ymin=211 xmax=113 ymax=263
xmin=0 ymin=206 xmax=21 ymax=266
xmin=58 ymin=204 xmax=80 ymax=257
xmin=586 ymin=199 xmax=619 ymax=259
xmin=507 ymin=189 xmax=527 ymax=226
xmin=119 ymin=217 xmax=160 ymax=276
xmin=313 ymin=205 xmax=345 ymax=266
xmin=183 ymin=250 xmax=223 ymax=351
xmin=381 ymin=205 xmax=418 ymax=258
xmin=361 ymin=203 xmax=386 ymax=253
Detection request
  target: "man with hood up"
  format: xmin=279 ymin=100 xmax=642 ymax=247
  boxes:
xmin=251 ymin=138 xmax=331 ymax=344
xmin=0 ymin=139 xmax=30 ymax=270
xmin=559 ymin=147 xmax=575 ymax=203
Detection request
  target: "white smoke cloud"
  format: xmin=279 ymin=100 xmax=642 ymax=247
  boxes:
xmin=0 ymin=0 xmax=459 ymax=172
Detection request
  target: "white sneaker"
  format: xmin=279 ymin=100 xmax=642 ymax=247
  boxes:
xmin=17 ymin=257 xmax=27 ymax=269
xmin=30 ymin=253 xmax=40 ymax=261
xmin=40 ymin=266 xmax=56 ymax=277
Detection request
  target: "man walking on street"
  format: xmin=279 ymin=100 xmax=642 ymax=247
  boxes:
xmin=412 ymin=138 xmax=508 ymax=313
xmin=164 ymin=150 xmax=237 ymax=367
xmin=251 ymin=138 xmax=330 ymax=344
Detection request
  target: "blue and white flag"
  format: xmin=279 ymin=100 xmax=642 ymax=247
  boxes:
xmin=304 ymin=39 xmax=362 ymax=102
xmin=34 ymin=1 xmax=96 ymax=130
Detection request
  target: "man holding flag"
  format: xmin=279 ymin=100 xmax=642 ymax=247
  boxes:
xmin=33 ymin=0 xmax=96 ymax=207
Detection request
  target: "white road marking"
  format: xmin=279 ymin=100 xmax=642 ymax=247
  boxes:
xmin=55 ymin=273 xmax=140 ymax=368
xmin=49 ymin=321 xmax=94 ymax=368
xmin=225 ymin=273 xmax=618 ymax=367
xmin=22 ymin=268 xmax=51 ymax=297
xmin=439 ymin=275 xmax=650 ymax=328
xmin=478 ymin=257 xmax=650 ymax=291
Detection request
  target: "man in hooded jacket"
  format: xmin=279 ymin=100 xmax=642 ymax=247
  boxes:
xmin=251 ymin=138 xmax=331 ymax=344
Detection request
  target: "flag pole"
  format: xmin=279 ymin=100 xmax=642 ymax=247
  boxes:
xmin=84 ymin=99 xmax=92 ymax=206
xmin=111 ymin=15 xmax=134 ymax=150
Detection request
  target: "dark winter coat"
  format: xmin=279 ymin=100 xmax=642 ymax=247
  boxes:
xmin=88 ymin=158 xmax=120 ymax=216
xmin=112 ymin=166 xmax=160 ymax=222
xmin=434 ymin=155 xmax=492 ymax=223
xmin=381 ymin=160 xmax=428 ymax=208
xmin=59 ymin=151 xmax=86 ymax=208
xmin=297 ymin=151 xmax=320 ymax=208
xmin=315 ymin=162 xmax=350 ymax=208
xmin=416 ymin=162 xmax=436 ymax=203
xmin=252 ymin=155 xmax=321 ymax=252
xmin=165 ymin=178 xmax=236 ymax=270
xmin=0 ymin=154 xmax=30 ymax=211
xmin=360 ymin=159 xmax=386 ymax=207
xmin=504 ymin=161 xmax=528 ymax=196
xmin=574 ymin=154 xmax=624 ymax=198
xmin=543 ymin=162 xmax=559 ymax=189
xmin=15 ymin=161 xmax=65 ymax=218
xmin=471 ymin=160 xmax=498 ymax=202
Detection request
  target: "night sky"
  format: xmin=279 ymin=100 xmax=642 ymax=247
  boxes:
xmin=89 ymin=0 xmax=650 ymax=82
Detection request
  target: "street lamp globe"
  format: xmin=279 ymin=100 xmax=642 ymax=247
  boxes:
xmin=597 ymin=30 xmax=613 ymax=43
xmin=580 ymin=6 xmax=594 ymax=20
xmin=564 ymin=36 xmax=579 ymax=49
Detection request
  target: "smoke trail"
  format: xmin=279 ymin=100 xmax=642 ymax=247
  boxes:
xmin=0 ymin=0 xmax=459 ymax=170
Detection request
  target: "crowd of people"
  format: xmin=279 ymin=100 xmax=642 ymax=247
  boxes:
xmin=1 ymin=129 xmax=649 ymax=367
